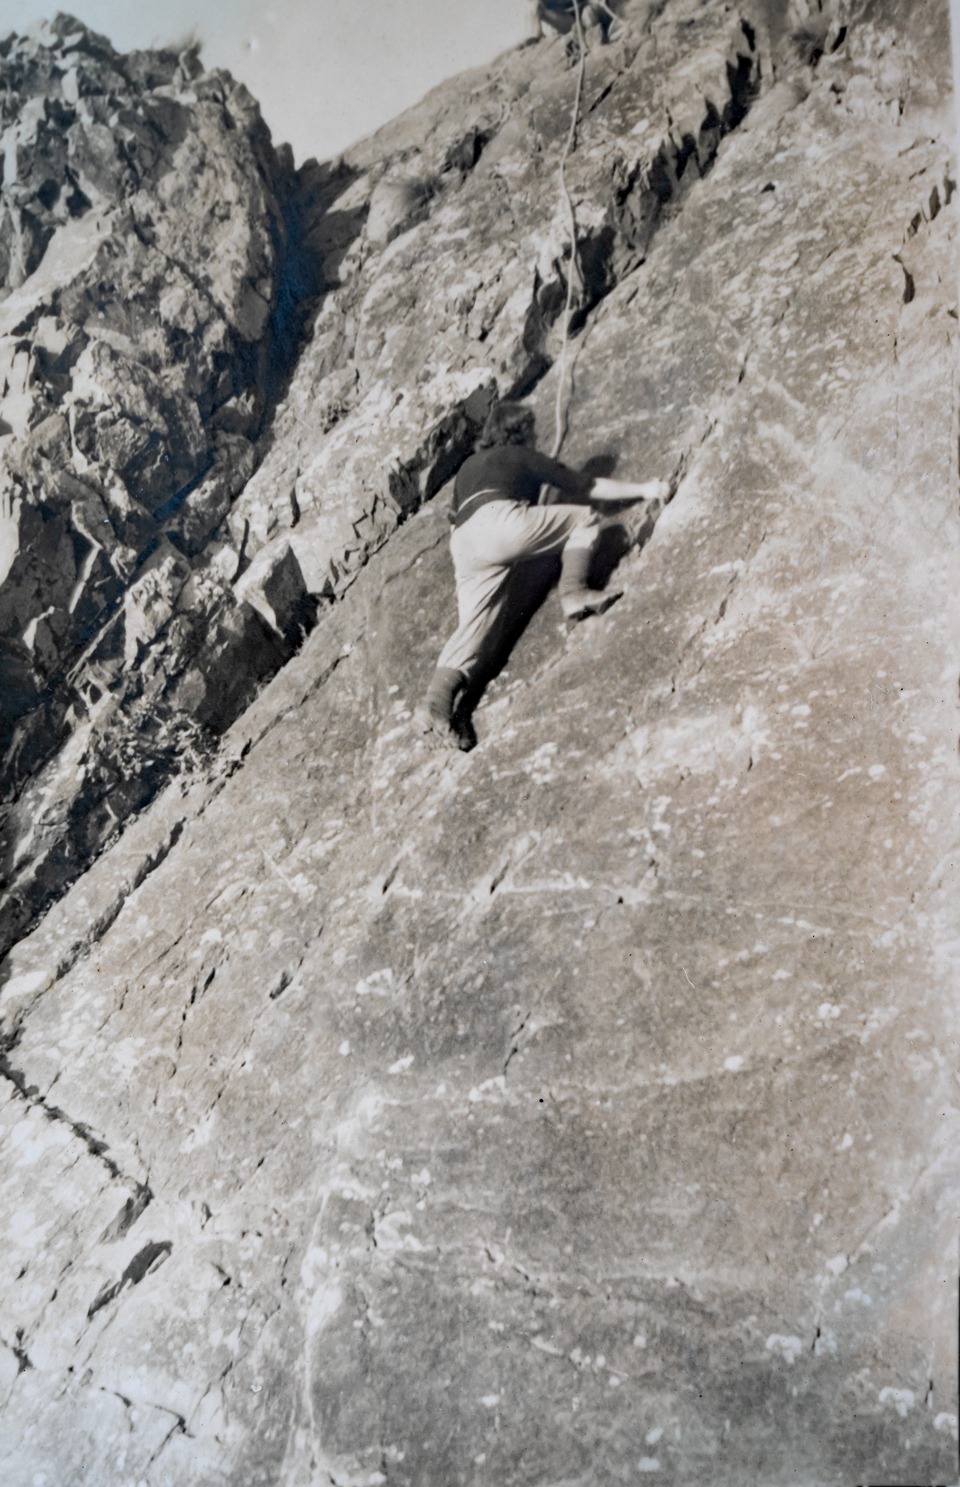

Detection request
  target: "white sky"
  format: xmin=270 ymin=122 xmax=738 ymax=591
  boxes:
xmin=0 ymin=0 xmax=532 ymax=163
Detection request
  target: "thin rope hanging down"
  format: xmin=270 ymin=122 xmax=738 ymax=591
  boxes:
xmin=550 ymin=0 xmax=588 ymax=458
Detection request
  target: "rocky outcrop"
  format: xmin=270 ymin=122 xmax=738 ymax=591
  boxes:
xmin=0 ymin=2 xmax=958 ymax=1484
xmin=0 ymin=14 xmax=325 ymax=956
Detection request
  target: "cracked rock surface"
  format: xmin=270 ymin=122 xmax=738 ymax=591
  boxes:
xmin=1 ymin=1 xmax=958 ymax=1484
xmin=0 ymin=14 xmax=313 ymax=958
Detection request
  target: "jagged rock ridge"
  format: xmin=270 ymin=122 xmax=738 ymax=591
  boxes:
xmin=0 ymin=13 xmax=324 ymax=956
xmin=0 ymin=2 xmax=958 ymax=1485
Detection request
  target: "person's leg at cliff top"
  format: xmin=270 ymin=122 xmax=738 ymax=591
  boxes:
xmin=532 ymin=0 xmax=609 ymax=39
xmin=417 ymin=405 xmax=669 ymax=749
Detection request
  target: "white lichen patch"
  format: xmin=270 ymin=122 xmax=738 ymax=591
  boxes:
xmin=765 ymin=1334 xmax=803 ymax=1365
xmin=468 ymin=1075 xmax=516 ymax=1104
xmin=878 ymin=1387 xmax=915 ymax=1417
xmin=0 ymin=969 xmax=52 ymax=1002
xmin=355 ymin=968 xmax=395 ymax=997
xmin=524 ymin=741 xmax=559 ymax=784
xmin=373 ymin=1211 xmax=424 ymax=1252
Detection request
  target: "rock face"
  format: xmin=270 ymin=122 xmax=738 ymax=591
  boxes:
xmin=1 ymin=2 xmax=958 ymax=1484
xmin=0 ymin=14 xmax=324 ymax=957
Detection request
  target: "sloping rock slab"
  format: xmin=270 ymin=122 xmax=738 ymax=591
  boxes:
xmin=0 ymin=1 xmax=957 ymax=1484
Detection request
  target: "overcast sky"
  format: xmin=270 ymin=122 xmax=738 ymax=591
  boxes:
xmin=0 ymin=0 xmax=532 ymax=163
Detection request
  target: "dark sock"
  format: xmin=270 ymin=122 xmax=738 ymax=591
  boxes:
xmin=424 ymin=667 xmax=465 ymax=723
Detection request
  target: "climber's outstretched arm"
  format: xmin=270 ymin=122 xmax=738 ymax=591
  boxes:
xmin=589 ymin=476 xmax=670 ymax=503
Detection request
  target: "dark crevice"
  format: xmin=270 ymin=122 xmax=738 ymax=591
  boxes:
xmin=441 ymin=123 xmax=498 ymax=178
xmin=97 ymin=1185 xmax=154 ymax=1244
xmin=87 ymin=1240 xmax=173 ymax=1319
xmin=893 ymin=253 xmax=915 ymax=304
xmin=151 ymin=460 xmax=214 ymax=523
xmin=1 ymin=1328 xmax=33 ymax=1375
xmin=0 ymin=1050 xmax=152 ymax=1213
xmin=587 ymin=78 xmax=617 ymax=115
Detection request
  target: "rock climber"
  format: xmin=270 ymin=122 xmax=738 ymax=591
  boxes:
xmin=417 ymin=403 xmax=669 ymax=750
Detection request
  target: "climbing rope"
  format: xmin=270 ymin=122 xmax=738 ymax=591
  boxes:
xmin=550 ymin=0 xmax=588 ymax=457
xmin=548 ymin=2 xmax=632 ymax=457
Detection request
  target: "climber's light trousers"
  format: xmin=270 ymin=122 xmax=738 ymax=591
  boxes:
xmin=437 ymin=499 xmax=599 ymax=678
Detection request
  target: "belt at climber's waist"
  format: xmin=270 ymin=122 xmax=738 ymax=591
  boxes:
xmin=449 ymin=487 xmax=513 ymax=529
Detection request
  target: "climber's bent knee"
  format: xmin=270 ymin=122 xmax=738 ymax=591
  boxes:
xmin=563 ymin=513 xmax=600 ymax=550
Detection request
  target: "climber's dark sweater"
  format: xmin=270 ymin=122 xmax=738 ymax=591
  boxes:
xmin=451 ymin=446 xmax=592 ymax=528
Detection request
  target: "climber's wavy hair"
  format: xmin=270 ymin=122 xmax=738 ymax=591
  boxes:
xmin=478 ymin=401 xmax=536 ymax=449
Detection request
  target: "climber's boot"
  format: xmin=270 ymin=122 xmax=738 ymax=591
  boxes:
xmin=582 ymin=5 xmax=606 ymax=38
xmin=415 ymin=667 xmax=468 ymax=750
xmin=558 ymin=542 xmax=622 ymax=621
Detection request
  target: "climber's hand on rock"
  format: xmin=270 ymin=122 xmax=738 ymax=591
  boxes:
xmin=589 ymin=476 xmax=670 ymax=503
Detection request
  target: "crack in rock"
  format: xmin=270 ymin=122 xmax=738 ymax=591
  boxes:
xmin=0 ymin=1046 xmax=152 ymax=1217
xmin=87 ymin=1239 xmax=173 ymax=1319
